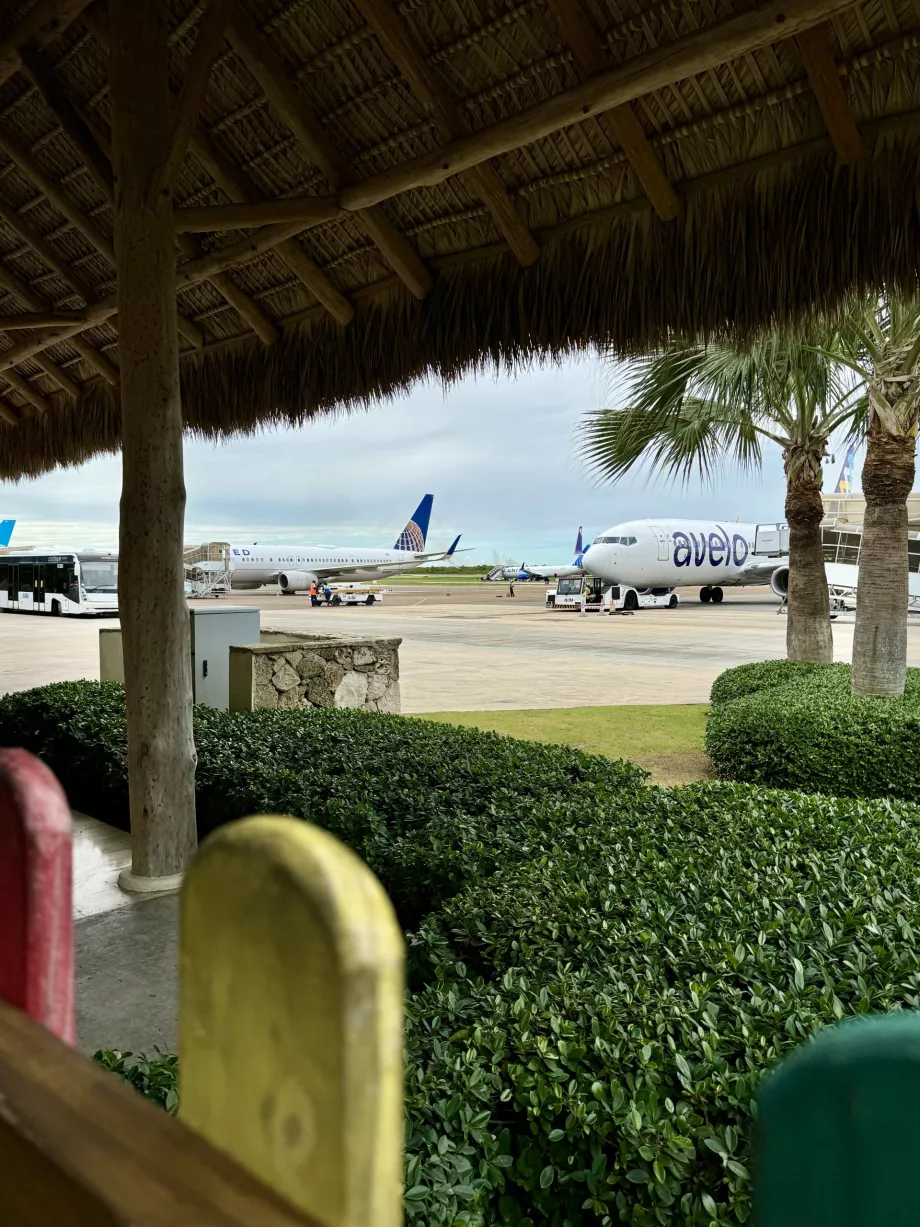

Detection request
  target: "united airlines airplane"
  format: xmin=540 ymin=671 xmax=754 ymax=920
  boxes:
xmin=580 ymin=519 xmax=782 ymax=602
xmin=227 ymin=495 xmax=464 ymax=593
xmin=0 ymin=519 xmax=15 ymax=548
xmin=505 ymin=527 xmax=586 ymax=580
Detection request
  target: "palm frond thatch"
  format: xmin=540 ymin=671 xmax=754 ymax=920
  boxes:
xmin=0 ymin=1 xmax=918 ymax=476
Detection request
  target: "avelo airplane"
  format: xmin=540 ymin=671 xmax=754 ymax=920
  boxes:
xmin=0 ymin=519 xmax=15 ymax=547
xmin=580 ymin=519 xmax=785 ymax=602
xmin=227 ymin=494 xmax=464 ymax=593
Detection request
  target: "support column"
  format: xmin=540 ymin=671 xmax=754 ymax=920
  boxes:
xmin=109 ymin=0 xmax=197 ymax=885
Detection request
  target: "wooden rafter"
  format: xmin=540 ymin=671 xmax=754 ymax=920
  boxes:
xmin=19 ymin=44 xmax=115 ymax=199
xmin=0 ymin=396 xmax=19 ymax=425
xmin=156 ymin=0 xmax=231 ymax=199
xmin=546 ymin=0 xmax=681 ymax=222
xmin=335 ymin=0 xmax=857 ymax=211
xmin=189 ymin=123 xmax=355 ymax=326
xmin=351 ymin=0 xmax=539 ymax=266
xmin=225 ymin=1 xmax=433 ymax=300
xmin=81 ymin=4 xmax=334 ymax=338
xmin=0 ymin=309 xmax=92 ymax=329
xmin=176 ymin=218 xmax=321 ymax=285
xmin=174 ymin=195 xmax=341 ymax=232
xmin=796 ymin=23 xmax=864 ymax=163
xmin=4 ymin=368 xmax=50 ymax=414
xmin=0 ymin=260 xmax=79 ymax=397
xmin=0 ymin=0 xmax=94 ymax=87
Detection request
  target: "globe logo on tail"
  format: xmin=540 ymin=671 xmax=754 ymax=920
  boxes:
xmin=396 ymin=520 xmax=426 ymax=552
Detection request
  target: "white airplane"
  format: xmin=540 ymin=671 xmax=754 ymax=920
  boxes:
xmin=580 ymin=519 xmax=783 ymax=602
xmin=504 ymin=527 xmax=586 ymax=580
xmin=227 ymin=495 xmax=464 ymax=593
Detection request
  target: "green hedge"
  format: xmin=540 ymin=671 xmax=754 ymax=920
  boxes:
xmin=12 ymin=681 xmax=920 ymax=1223
xmin=706 ymin=662 xmax=920 ymax=801
xmin=95 ymin=781 xmax=920 ymax=1226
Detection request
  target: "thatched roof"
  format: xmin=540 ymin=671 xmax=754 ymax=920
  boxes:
xmin=0 ymin=0 xmax=918 ymax=476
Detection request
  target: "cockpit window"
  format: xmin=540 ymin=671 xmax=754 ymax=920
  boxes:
xmin=593 ymin=535 xmax=637 ymax=546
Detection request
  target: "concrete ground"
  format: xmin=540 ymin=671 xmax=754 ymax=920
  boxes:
xmin=4 ymin=583 xmax=914 ymax=711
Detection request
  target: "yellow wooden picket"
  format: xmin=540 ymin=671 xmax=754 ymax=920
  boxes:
xmin=179 ymin=816 xmax=405 ymax=1227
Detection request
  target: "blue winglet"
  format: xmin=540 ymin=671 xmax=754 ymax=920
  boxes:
xmin=574 ymin=525 xmax=583 ymax=556
xmin=0 ymin=519 xmax=15 ymax=548
xmin=444 ymin=534 xmax=461 ymax=557
xmin=394 ymin=494 xmax=434 ymax=551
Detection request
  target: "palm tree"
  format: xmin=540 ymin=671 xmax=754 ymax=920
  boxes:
xmin=580 ymin=333 xmax=861 ymax=663
xmin=832 ymin=295 xmax=920 ymax=696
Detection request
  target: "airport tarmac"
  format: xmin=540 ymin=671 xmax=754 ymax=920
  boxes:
xmin=3 ymin=583 xmax=918 ymax=711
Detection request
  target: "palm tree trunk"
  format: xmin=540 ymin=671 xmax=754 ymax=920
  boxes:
xmin=851 ymin=417 xmax=915 ymax=696
xmin=785 ymin=450 xmax=833 ymax=663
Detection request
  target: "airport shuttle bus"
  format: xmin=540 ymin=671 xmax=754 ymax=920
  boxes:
xmin=0 ymin=550 xmax=119 ymax=616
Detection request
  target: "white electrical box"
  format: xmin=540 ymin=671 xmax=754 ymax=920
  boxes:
xmin=100 ymin=605 xmax=260 ymax=710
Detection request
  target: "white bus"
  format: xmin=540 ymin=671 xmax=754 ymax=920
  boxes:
xmin=0 ymin=551 xmax=119 ymax=616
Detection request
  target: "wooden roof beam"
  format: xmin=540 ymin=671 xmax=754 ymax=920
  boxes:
xmin=351 ymin=0 xmax=539 ymax=266
xmin=0 ymin=0 xmax=94 ymax=87
xmin=0 ymin=308 xmax=92 ymax=328
xmin=71 ymin=334 xmax=118 ymax=384
xmin=5 ymin=368 xmax=50 ymax=414
xmin=336 ymin=0 xmax=858 ymax=211
xmin=546 ymin=0 xmax=680 ymax=222
xmin=174 ymin=194 xmax=342 ymax=231
xmin=0 ymin=124 xmax=205 ymax=348
xmin=0 ymin=293 xmax=117 ymax=376
xmin=796 ymin=23 xmax=864 ymax=163
xmin=0 ymin=261 xmax=79 ymax=396
xmin=225 ymin=2 xmax=433 ymax=300
xmin=189 ymin=123 xmax=355 ymax=326
xmin=0 ymin=202 xmax=115 ymax=386
xmin=156 ymin=0 xmax=231 ymax=200
xmin=19 ymin=44 xmax=115 ymax=199
xmin=0 ymin=396 xmax=20 ymax=425
xmin=176 ymin=218 xmax=322 ymax=286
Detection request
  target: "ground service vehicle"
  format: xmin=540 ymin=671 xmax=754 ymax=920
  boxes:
xmin=324 ymin=584 xmax=384 ymax=606
xmin=0 ymin=550 xmax=119 ymax=616
xmin=546 ymin=575 xmax=678 ymax=612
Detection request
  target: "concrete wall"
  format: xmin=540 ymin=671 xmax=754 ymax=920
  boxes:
xmin=229 ymin=632 xmax=401 ymax=714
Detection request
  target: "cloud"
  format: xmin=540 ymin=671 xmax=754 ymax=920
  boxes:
xmin=0 ymin=353 xmax=794 ymax=560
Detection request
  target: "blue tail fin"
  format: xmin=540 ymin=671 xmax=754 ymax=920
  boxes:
xmin=834 ymin=443 xmax=859 ymax=494
xmin=574 ymin=526 xmax=583 ymax=556
xmin=444 ymin=534 xmax=461 ymax=558
xmin=394 ymin=494 xmax=433 ymax=551
xmin=0 ymin=519 xmax=14 ymax=548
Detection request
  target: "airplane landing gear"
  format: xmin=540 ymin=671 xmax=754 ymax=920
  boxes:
xmin=700 ymin=586 xmax=724 ymax=604
xmin=711 ymin=586 xmax=724 ymax=603
xmin=700 ymin=587 xmax=711 ymax=603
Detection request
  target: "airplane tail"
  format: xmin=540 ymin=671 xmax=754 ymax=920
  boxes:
xmin=834 ymin=443 xmax=859 ymax=494
xmin=444 ymin=534 xmax=461 ymax=558
xmin=0 ymin=519 xmax=14 ymax=548
xmin=394 ymin=494 xmax=433 ymax=551
xmin=574 ymin=525 xmax=583 ymax=556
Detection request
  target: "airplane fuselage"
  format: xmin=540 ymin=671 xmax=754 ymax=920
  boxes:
xmin=227 ymin=543 xmax=428 ymax=588
xmin=581 ymin=519 xmax=761 ymax=589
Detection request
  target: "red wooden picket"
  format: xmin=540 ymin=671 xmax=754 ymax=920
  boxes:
xmin=0 ymin=748 xmax=74 ymax=1044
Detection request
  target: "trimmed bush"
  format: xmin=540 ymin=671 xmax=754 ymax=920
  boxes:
xmin=706 ymin=662 xmax=920 ymax=801
xmin=96 ymin=782 xmax=920 ymax=1226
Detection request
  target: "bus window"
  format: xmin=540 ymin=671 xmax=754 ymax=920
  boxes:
xmin=18 ymin=563 xmax=32 ymax=596
xmin=78 ymin=554 xmax=118 ymax=592
xmin=5 ymin=563 xmax=15 ymax=600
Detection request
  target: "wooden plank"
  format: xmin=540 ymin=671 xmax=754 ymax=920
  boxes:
xmin=226 ymin=2 xmax=433 ymax=299
xmin=181 ymin=816 xmax=405 ymax=1227
xmin=757 ymin=1014 xmax=920 ymax=1224
xmin=175 ymin=194 xmax=342 ymax=231
xmin=338 ymin=0 xmax=856 ymax=211
xmin=546 ymin=0 xmax=680 ymax=221
xmin=19 ymin=45 xmax=116 ymax=201
xmin=0 ymin=749 xmax=73 ymax=1044
xmin=109 ymin=0 xmax=197 ymax=884
xmin=0 ymin=998 xmax=324 ymax=1227
xmin=352 ymin=0 xmax=539 ymax=265
xmin=0 ymin=0 xmax=94 ymax=87
xmin=4 ymin=370 xmax=50 ymax=414
xmin=157 ymin=0 xmax=231 ymax=198
xmin=796 ymin=23 xmax=864 ymax=163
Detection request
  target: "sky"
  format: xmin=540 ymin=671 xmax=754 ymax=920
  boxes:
xmin=0 ymin=350 xmax=822 ymax=564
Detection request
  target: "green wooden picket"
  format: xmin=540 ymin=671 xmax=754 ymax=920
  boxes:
xmin=756 ymin=1013 xmax=920 ymax=1225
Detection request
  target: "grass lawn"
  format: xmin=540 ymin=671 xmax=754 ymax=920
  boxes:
xmin=414 ymin=705 xmax=711 ymax=786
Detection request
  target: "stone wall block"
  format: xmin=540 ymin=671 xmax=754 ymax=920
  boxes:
xmin=272 ymin=662 xmax=301 ymax=693
xmin=335 ymin=671 xmax=368 ymax=709
xmin=324 ymin=661 xmax=345 ymax=690
xmin=299 ymin=652 xmax=326 ymax=679
xmin=375 ymin=681 xmax=401 ymax=715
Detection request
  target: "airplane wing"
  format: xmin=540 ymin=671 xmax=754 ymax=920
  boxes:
xmin=721 ymin=556 xmax=783 ymax=586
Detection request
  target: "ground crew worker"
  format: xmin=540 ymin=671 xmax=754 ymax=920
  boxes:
xmin=309 ymin=580 xmax=318 ymax=607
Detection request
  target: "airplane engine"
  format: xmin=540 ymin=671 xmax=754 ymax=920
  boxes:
xmin=771 ymin=565 xmax=789 ymax=597
xmin=279 ymin=570 xmax=318 ymax=594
